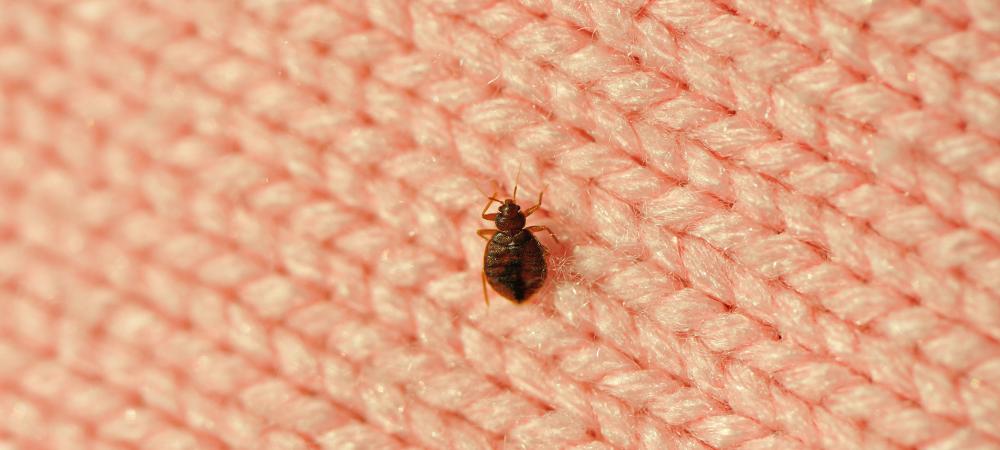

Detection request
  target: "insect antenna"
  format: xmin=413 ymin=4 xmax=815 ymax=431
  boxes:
xmin=475 ymin=181 xmax=504 ymax=204
xmin=512 ymin=165 xmax=522 ymax=202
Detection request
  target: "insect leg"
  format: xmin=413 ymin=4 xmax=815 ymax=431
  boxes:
xmin=481 ymin=271 xmax=490 ymax=307
xmin=481 ymin=193 xmax=501 ymax=220
xmin=525 ymin=225 xmax=559 ymax=244
xmin=523 ymin=190 xmax=545 ymax=216
xmin=477 ymin=229 xmax=498 ymax=240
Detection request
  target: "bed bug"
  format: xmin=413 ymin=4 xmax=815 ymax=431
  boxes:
xmin=478 ymin=185 xmax=558 ymax=305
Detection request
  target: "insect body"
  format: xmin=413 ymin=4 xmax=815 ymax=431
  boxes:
xmin=478 ymin=187 xmax=558 ymax=305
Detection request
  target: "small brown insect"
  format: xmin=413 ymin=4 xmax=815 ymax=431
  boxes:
xmin=478 ymin=185 xmax=558 ymax=305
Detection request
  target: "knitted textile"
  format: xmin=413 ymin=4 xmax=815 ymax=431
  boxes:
xmin=2 ymin=1 xmax=1000 ymax=449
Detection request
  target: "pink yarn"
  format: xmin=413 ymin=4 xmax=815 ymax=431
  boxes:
xmin=1 ymin=0 xmax=999 ymax=448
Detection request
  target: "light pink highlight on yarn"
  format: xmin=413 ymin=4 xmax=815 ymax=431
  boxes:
xmin=1 ymin=0 xmax=999 ymax=449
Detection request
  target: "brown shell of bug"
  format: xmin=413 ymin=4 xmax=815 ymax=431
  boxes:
xmin=479 ymin=192 xmax=556 ymax=304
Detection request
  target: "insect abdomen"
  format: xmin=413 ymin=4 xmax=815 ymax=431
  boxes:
xmin=484 ymin=231 xmax=547 ymax=302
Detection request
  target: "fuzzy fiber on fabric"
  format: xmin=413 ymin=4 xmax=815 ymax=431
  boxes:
xmin=2 ymin=1 xmax=1000 ymax=449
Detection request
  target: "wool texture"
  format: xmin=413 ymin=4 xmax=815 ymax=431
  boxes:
xmin=1 ymin=0 xmax=1000 ymax=449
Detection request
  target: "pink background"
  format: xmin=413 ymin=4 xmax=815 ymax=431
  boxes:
xmin=2 ymin=0 xmax=1000 ymax=449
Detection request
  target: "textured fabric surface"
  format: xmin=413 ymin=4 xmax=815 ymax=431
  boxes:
xmin=2 ymin=1 xmax=1000 ymax=449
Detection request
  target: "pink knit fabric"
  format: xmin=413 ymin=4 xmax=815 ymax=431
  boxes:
xmin=2 ymin=0 xmax=1000 ymax=449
